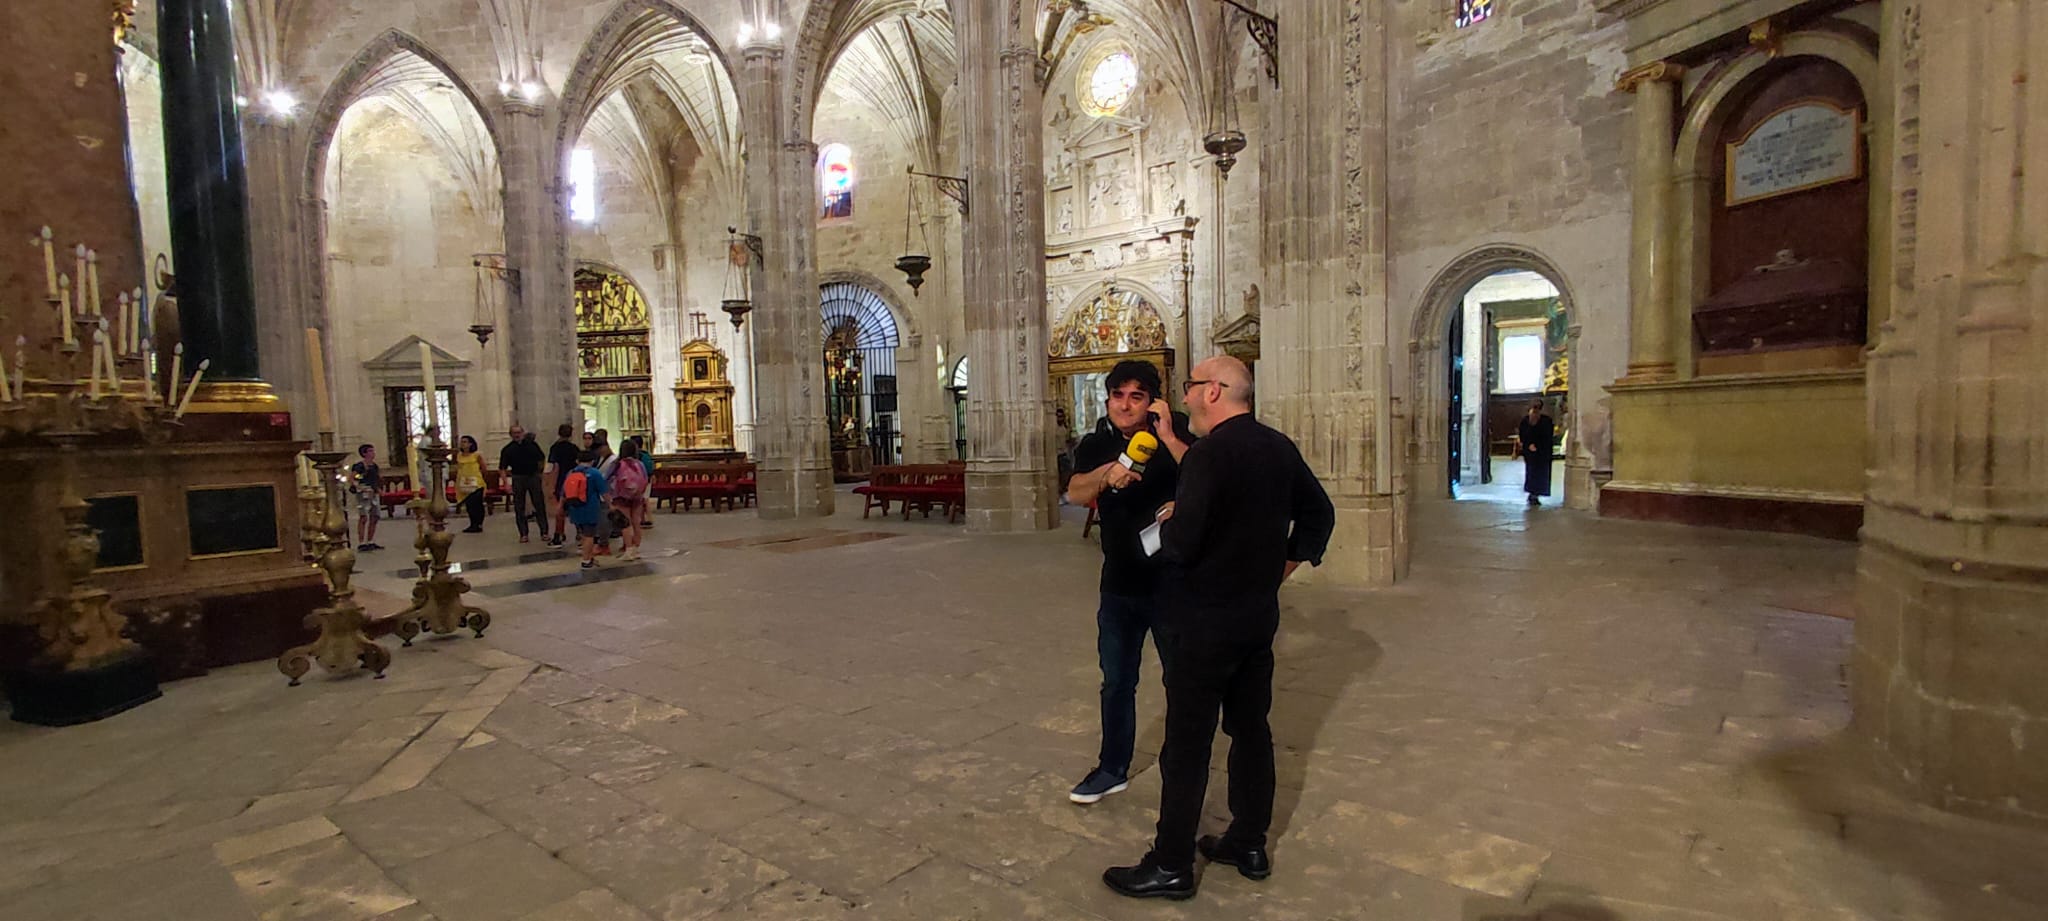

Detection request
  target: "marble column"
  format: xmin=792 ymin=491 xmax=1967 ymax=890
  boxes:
xmin=738 ymin=41 xmax=832 ymax=517
xmin=244 ymin=118 xmax=313 ymax=430
xmin=651 ymin=242 xmax=682 ymax=450
xmin=1616 ymin=62 xmax=1683 ymax=383
xmin=497 ymin=99 xmax=577 ymax=433
xmin=956 ymin=0 xmax=1057 ymax=532
xmin=1256 ymin=0 xmax=1402 ymax=584
xmin=158 ymin=0 xmax=261 ymax=383
xmin=1855 ymin=0 xmax=2048 ymax=821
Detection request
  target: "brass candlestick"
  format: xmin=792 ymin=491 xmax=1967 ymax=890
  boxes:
xmin=30 ymin=432 xmax=144 ymax=670
xmin=394 ymin=433 xmax=489 ymax=644
xmin=277 ymin=448 xmax=389 ymax=685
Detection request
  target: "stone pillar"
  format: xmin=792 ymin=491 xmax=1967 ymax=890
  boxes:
xmin=243 ymin=118 xmax=313 ymax=431
xmin=1256 ymin=0 xmax=1402 ymax=584
xmin=733 ymin=320 xmax=757 ymax=457
xmin=738 ymin=41 xmax=832 ymax=517
xmin=497 ymin=100 xmax=577 ymax=433
xmin=1616 ymin=62 xmax=1683 ymax=382
xmin=651 ymin=242 xmax=682 ymax=450
xmin=1855 ymin=0 xmax=2048 ymax=821
xmin=158 ymin=0 xmax=262 ymax=385
xmin=956 ymin=0 xmax=1056 ymax=532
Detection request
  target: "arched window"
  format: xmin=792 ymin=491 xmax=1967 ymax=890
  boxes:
xmin=1456 ymin=0 xmax=1493 ymax=28
xmin=819 ymin=143 xmax=854 ymax=219
xmin=1082 ymin=50 xmax=1139 ymax=117
xmin=569 ymin=148 xmax=598 ymax=223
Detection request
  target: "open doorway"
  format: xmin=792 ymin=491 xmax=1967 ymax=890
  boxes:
xmin=1445 ymin=269 xmax=1569 ymax=505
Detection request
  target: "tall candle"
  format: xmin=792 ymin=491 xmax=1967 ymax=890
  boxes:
xmin=131 ymin=287 xmax=146 ymax=353
xmin=140 ymin=339 xmax=155 ymax=403
xmin=168 ymin=343 xmax=183 ymax=405
xmin=304 ymin=327 xmax=335 ymax=432
xmin=100 ymin=320 xmax=119 ymax=389
xmin=86 ymin=249 xmax=101 ymax=317
xmin=12 ymin=337 xmax=23 ymax=400
xmin=57 ymin=275 xmax=74 ymax=345
xmin=74 ymin=246 xmax=87 ymax=315
xmin=174 ymin=359 xmax=209 ymax=419
xmin=34 ymin=227 xmax=56 ymax=300
xmin=88 ymin=330 xmax=103 ymax=398
xmin=116 ymin=292 xmax=131 ymax=357
xmin=0 ymin=340 xmax=10 ymax=402
xmin=418 ymin=340 xmax=439 ymax=433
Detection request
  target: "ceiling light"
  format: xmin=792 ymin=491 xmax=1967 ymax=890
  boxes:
xmin=262 ymin=89 xmax=297 ymax=115
xmin=498 ymin=81 xmax=514 ymax=95
xmin=233 ymin=95 xmax=250 ymax=107
xmin=520 ymin=82 xmax=543 ymax=101
xmin=763 ymin=22 xmax=781 ymax=41
xmin=737 ymin=23 xmax=754 ymax=44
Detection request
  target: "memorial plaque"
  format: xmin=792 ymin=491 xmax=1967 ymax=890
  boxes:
xmin=1727 ymin=101 xmax=1862 ymax=206
xmin=86 ymin=494 xmax=144 ymax=569
xmin=186 ymin=485 xmax=281 ymax=558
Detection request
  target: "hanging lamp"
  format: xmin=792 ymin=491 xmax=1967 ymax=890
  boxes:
xmin=470 ymin=255 xmax=510 ymax=345
xmin=894 ymin=166 xmax=933 ymax=295
xmin=1202 ymin=3 xmax=1249 ymax=179
xmin=721 ymin=226 xmax=754 ymax=329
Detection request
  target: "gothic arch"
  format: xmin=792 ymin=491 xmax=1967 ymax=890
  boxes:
xmin=819 ymin=267 xmax=918 ymax=341
xmin=301 ymin=30 xmax=503 ymax=201
xmin=555 ymin=0 xmax=740 ymax=170
xmin=1406 ymin=244 xmax=1580 ymax=501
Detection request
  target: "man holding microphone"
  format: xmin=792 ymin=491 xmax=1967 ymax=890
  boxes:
xmin=1103 ymin=355 xmax=1335 ymax=901
xmin=1065 ymin=360 xmax=1189 ymax=806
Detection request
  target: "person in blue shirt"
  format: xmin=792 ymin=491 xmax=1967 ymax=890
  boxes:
xmin=564 ymin=449 xmax=610 ymax=569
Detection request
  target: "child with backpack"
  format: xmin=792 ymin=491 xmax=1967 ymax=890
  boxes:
xmin=562 ymin=449 xmax=610 ymax=570
xmin=610 ymin=437 xmax=650 ymax=562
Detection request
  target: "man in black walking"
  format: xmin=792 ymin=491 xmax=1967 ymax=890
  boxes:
xmin=1102 ymin=355 xmax=1335 ymax=901
xmin=546 ymin=423 xmax=581 ymax=547
xmin=499 ymin=425 xmax=549 ymax=543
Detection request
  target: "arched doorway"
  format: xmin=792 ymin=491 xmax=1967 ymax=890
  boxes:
xmin=820 ymin=281 xmax=901 ymax=480
xmin=575 ymin=265 xmax=655 ymax=449
xmin=1410 ymin=246 xmax=1583 ymax=507
xmin=948 ymin=357 xmax=969 ymax=461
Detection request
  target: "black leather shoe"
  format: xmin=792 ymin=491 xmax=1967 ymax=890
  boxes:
xmin=1198 ymin=835 xmax=1271 ymax=880
xmin=1102 ymin=856 xmax=1197 ymax=900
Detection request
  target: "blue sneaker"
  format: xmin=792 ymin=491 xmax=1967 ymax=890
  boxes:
xmin=1069 ymin=767 xmax=1129 ymax=804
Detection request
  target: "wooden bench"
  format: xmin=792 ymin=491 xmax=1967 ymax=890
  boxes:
xmin=651 ymin=462 xmax=756 ymax=513
xmin=854 ymin=463 xmax=966 ymax=523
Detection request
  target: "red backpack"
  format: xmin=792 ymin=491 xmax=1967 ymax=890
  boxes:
xmin=562 ymin=469 xmax=590 ymax=505
xmin=613 ymin=458 xmax=648 ymax=501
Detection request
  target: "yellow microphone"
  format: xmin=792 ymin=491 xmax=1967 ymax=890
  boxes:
xmin=1120 ymin=430 xmax=1160 ymax=475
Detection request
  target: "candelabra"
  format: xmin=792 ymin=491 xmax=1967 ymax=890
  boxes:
xmin=277 ymin=438 xmax=390 ymax=685
xmin=393 ymin=432 xmax=490 ymax=644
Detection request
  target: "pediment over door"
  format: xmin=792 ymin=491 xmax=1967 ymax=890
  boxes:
xmin=362 ymin=335 xmax=470 ymax=388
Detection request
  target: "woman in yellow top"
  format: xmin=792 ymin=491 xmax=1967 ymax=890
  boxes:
xmin=455 ymin=435 xmax=488 ymax=533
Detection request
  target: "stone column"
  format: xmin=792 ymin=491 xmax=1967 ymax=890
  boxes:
xmin=243 ymin=118 xmax=313 ymax=431
xmin=738 ymin=41 xmax=832 ymax=517
xmin=651 ymin=242 xmax=682 ymax=450
xmin=158 ymin=0 xmax=262 ymax=385
xmin=497 ymin=100 xmax=577 ymax=433
xmin=1616 ymin=62 xmax=1683 ymax=382
xmin=733 ymin=319 xmax=757 ymax=457
xmin=1256 ymin=0 xmax=1402 ymax=584
xmin=956 ymin=0 xmax=1057 ymax=532
xmin=1855 ymin=0 xmax=2048 ymax=821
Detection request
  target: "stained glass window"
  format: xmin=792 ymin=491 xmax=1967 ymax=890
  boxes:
xmin=1457 ymin=0 xmax=1493 ymax=28
xmin=1084 ymin=51 xmax=1139 ymax=116
xmin=569 ymin=148 xmax=597 ymax=222
xmin=819 ymin=143 xmax=854 ymax=219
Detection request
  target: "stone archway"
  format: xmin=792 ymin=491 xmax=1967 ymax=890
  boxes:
xmin=1407 ymin=244 xmax=1583 ymax=504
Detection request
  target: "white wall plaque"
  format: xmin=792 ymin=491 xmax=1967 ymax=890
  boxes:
xmin=1725 ymin=100 xmax=1863 ymax=206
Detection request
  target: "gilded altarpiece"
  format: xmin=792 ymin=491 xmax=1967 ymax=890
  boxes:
xmin=1047 ymin=289 xmax=1175 ymax=436
xmin=574 ymin=267 xmax=655 ymax=448
xmin=673 ymin=338 xmax=736 ymax=452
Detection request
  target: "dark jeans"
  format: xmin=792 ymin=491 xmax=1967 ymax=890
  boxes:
xmin=460 ymin=489 xmax=485 ymax=529
xmin=510 ymin=474 xmax=548 ymax=538
xmin=1096 ymin=592 xmax=1160 ymax=776
xmin=1151 ymin=614 xmax=1277 ymax=870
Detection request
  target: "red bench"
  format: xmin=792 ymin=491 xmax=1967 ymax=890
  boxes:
xmin=651 ymin=462 xmax=756 ymax=512
xmin=854 ymin=463 xmax=966 ymax=523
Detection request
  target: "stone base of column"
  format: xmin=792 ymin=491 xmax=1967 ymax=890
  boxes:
xmin=754 ymin=461 xmax=835 ymax=519
xmin=1854 ymin=531 xmax=2048 ymax=823
xmin=1616 ymin=362 xmax=1677 ymax=385
xmin=1566 ymin=455 xmax=1595 ymax=511
xmin=965 ymin=467 xmax=1057 ymax=533
xmin=1292 ymin=493 xmax=1408 ymax=587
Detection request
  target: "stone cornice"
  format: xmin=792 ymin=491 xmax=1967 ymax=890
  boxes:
xmin=1615 ymin=60 xmax=1688 ymax=92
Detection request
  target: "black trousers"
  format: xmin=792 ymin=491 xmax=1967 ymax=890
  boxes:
xmin=1151 ymin=614 xmax=1277 ymax=870
xmin=509 ymin=474 xmax=548 ymax=538
xmin=460 ymin=489 xmax=485 ymax=529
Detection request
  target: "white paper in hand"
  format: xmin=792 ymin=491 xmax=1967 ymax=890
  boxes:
xmin=1139 ymin=520 xmax=1163 ymax=557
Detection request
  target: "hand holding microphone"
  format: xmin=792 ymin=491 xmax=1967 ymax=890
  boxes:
xmin=1105 ymin=430 xmax=1160 ymax=490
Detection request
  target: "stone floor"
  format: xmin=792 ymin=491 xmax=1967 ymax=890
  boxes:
xmin=4 ymin=491 xmax=2046 ymax=921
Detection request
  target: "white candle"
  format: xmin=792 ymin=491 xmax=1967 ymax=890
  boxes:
xmin=140 ymin=338 xmax=155 ymax=403
xmin=74 ymin=246 xmax=88 ymax=316
xmin=57 ymin=275 xmax=74 ymax=345
xmin=304 ymin=327 xmax=335 ymax=432
xmin=86 ymin=249 xmax=101 ymax=317
xmin=174 ymin=359 xmax=209 ymax=419
xmin=34 ymin=228 xmax=56 ymax=300
xmin=12 ymin=336 xmax=23 ymax=400
xmin=88 ymin=330 xmax=103 ymax=397
xmin=100 ymin=320 xmax=119 ymax=390
xmin=168 ymin=343 xmax=183 ymax=405
xmin=116 ymin=292 xmax=131 ymax=357
xmin=131 ymin=287 xmax=146 ymax=353
xmin=418 ymin=340 xmax=439 ymax=433
xmin=0 ymin=340 xmax=10 ymax=402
